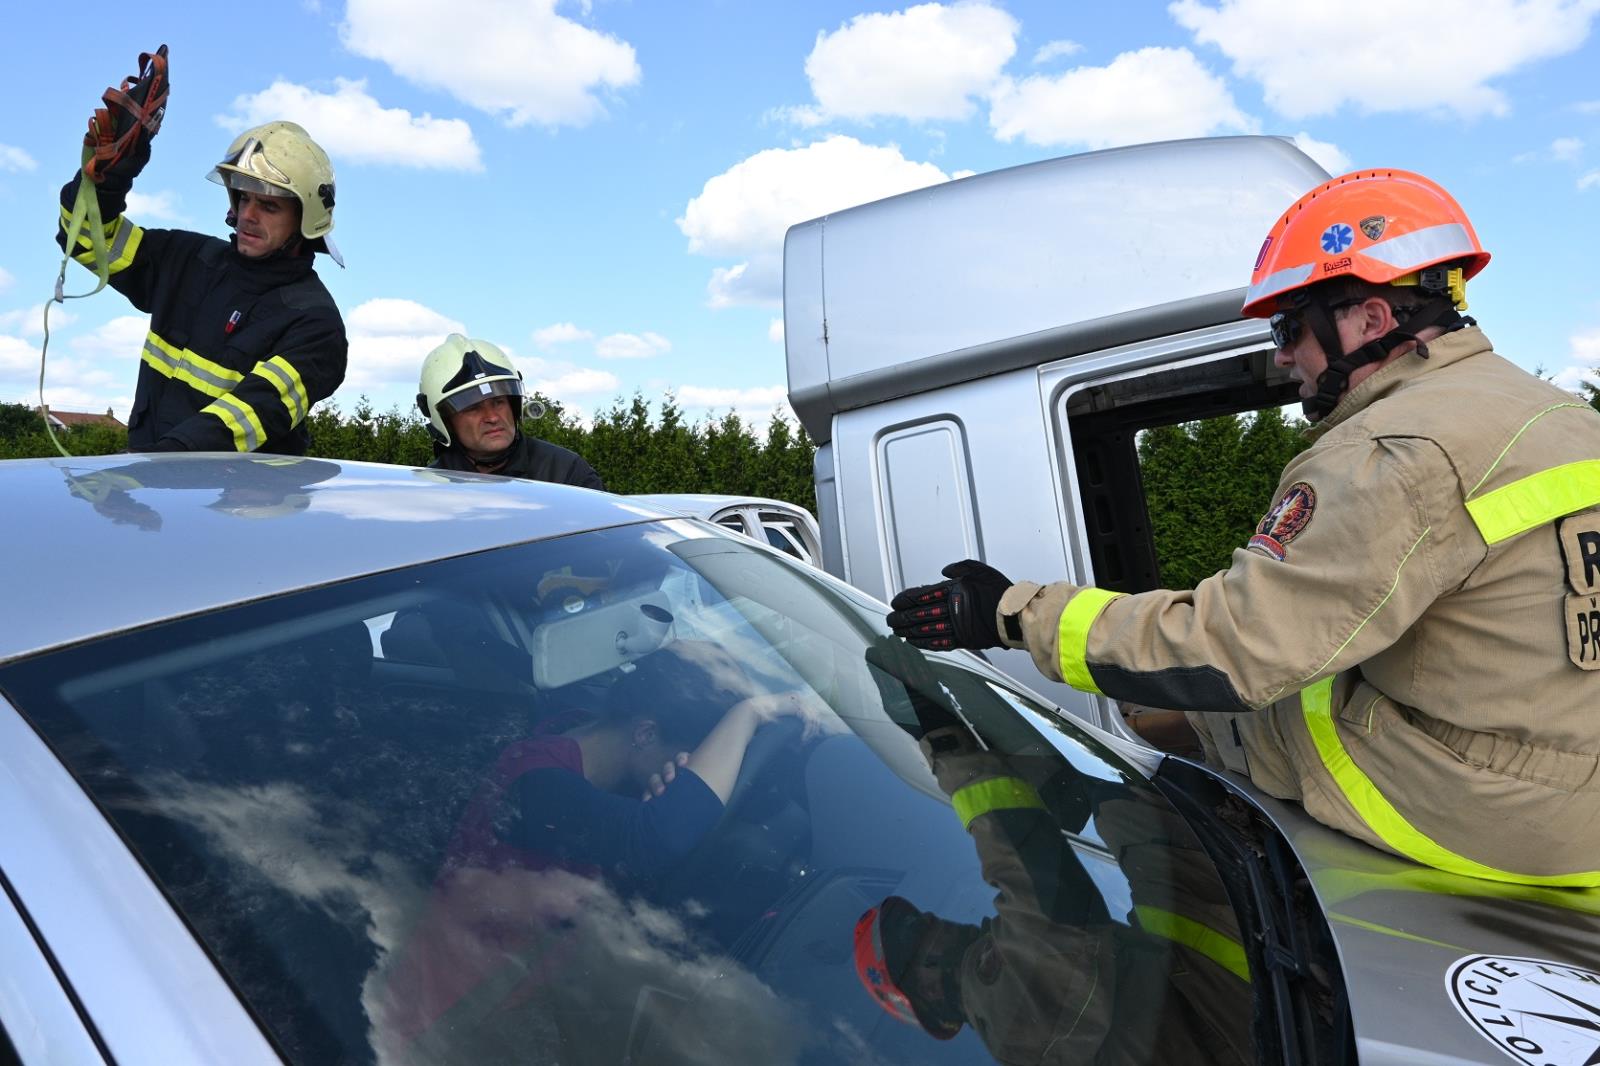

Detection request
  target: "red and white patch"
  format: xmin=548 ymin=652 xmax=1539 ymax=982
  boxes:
xmin=1248 ymin=482 xmax=1317 ymax=560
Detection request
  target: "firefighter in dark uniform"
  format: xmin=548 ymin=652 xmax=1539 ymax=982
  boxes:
xmin=417 ymin=334 xmax=604 ymax=488
xmin=57 ymin=52 xmax=347 ymax=455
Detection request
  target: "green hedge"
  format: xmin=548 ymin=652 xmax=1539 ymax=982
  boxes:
xmin=0 ymin=396 xmax=817 ymax=512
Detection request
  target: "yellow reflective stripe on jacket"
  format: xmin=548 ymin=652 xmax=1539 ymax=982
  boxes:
xmin=1300 ymin=678 xmax=1600 ymax=886
xmin=950 ymin=776 xmax=1046 ymax=831
xmin=1057 ymin=588 xmax=1125 ymax=694
xmin=250 ymin=356 xmax=310 ymax=426
xmin=1132 ymin=905 xmax=1250 ymax=981
xmin=1465 ymin=459 xmax=1600 ymax=546
xmin=61 ymin=207 xmax=142 ymax=277
xmin=142 ymin=332 xmax=247 ymax=399
xmin=200 ymin=394 xmax=266 ymax=452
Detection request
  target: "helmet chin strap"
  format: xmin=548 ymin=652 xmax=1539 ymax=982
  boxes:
xmin=1302 ymin=299 xmax=1469 ymax=421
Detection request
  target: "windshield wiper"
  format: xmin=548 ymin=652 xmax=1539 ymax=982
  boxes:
xmin=1152 ymin=766 xmax=1354 ymax=1065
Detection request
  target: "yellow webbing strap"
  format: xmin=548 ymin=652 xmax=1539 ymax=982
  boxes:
xmin=1465 ymin=460 xmax=1600 ymax=546
xmin=1133 ymin=905 xmax=1251 ymax=981
xmin=1300 ymin=678 xmax=1600 ymax=886
xmin=950 ymin=776 xmax=1046 ymax=831
xmin=1056 ymin=588 xmax=1125 ymax=694
xmin=40 ymin=146 xmax=115 ymax=458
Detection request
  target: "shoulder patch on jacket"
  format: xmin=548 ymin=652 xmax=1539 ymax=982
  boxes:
xmin=1248 ymin=482 xmax=1317 ymax=560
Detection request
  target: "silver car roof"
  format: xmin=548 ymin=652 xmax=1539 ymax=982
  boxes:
xmin=0 ymin=454 xmax=676 ymax=663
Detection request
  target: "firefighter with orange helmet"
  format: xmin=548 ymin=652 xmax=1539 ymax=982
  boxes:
xmin=888 ymin=169 xmax=1600 ymax=887
xmin=851 ymin=640 xmax=1252 ymax=1062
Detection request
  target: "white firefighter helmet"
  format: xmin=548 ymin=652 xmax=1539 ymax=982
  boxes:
xmin=207 ymin=121 xmax=341 ymax=263
xmin=417 ymin=334 xmax=544 ymax=448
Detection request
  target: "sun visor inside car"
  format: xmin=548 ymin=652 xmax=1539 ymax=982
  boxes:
xmin=530 ymin=592 xmax=674 ymax=690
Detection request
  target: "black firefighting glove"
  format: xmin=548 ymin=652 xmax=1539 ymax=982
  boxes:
xmin=866 ymin=636 xmax=977 ymax=749
xmin=886 ymin=560 xmax=1012 ymax=651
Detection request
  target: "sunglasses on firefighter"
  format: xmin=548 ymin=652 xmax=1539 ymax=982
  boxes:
xmin=1269 ymin=298 xmax=1365 ymax=350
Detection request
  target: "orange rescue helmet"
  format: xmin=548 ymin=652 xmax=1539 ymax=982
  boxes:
xmin=1241 ymin=169 xmax=1490 ymax=319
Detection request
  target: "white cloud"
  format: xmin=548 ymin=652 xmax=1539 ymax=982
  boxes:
xmin=0 ymin=314 xmax=139 ymax=413
xmin=787 ymin=2 xmax=1018 ymax=126
xmin=1552 ymin=136 xmax=1585 ymax=161
xmin=1290 ymin=131 xmax=1351 ymax=174
xmin=125 ymin=190 xmax=186 ymax=223
xmin=679 ymin=135 xmax=955 ymax=307
xmin=523 ymin=363 xmax=621 ymax=400
xmin=342 ymin=298 xmax=466 ymax=393
xmin=0 ymin=267 xmax=12 ymax=293
xmin=218 ymin=78 xmax=482 ymax=170
xmin=595 ymin=331 xmax=670 ymax=359
xmin=1579 ymin=170 xmax=1600 ymax=190
xmin=68 ymin=315 xmax=151 ymax=360
xmin=768 ymin=318 xmax=784 ymax=345
xmin=677 ymin=384 xmax=790 ymax=410
xmin=0 ymin=304 xmax=76 ymax=338
xmin=1552 ymin=327 xmax=1600 ymax=391
xmin=1578 ymin=99 xmax=1600 ymax=113
xmin=533 ymin=321 xmax=595 ymax=347
xmin=1032 ymin=39 xmax=1083 ymax=64
xmin=0 ymin=143 xmax=36 ymax=172
xmin=988 ymin=46 xmax=1256 ymax=149
xmin=1171 ymin=0 xmax=1600 ymax=119
xmin=341 ymin=0 xmax=639 ymax=128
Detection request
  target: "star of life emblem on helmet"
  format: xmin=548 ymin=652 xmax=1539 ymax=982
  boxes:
xmin=1447 ymin=954 xmax=1600 ymax=1066
xmin=1321 ymin=223 xmax=1355 ymax=254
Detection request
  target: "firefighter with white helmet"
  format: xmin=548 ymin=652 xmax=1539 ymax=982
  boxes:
xmin=56 ymin=48 xmax=347 ymax=455
xmin=888 ymin=169 xmax=1600 ymax=887
xmin=417 ymin=334 xmax=604 ymax=487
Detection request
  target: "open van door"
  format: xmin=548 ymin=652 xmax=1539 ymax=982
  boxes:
xmin=783 ymin=135 xmax=1330 ymax=731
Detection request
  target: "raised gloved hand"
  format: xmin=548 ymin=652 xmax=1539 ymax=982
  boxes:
xmin=887 ymin=560 xmax=1012 ymax=651
xmin=85 ymin=45 xmax=170 ymax=186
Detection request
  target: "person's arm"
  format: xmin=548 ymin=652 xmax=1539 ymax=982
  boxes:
xmin=56 ymin=170 xmax=185 ymax=312
xmin=513 ymin=765 xmax=723 ymax=879
xmin=1000 ymin=436 xmax=1479 ymax=712
xmin=151 ymin=302 xmax=348 ymax=452
xmin=685 ymin=691 xmax=832 ymax=802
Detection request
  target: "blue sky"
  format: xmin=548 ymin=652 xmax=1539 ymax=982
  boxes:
xmin=3 ymin=0 xmax=1600 ymax=427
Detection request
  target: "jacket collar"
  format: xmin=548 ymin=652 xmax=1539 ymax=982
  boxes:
xmin=1307 ymin=326 xmax=1494 ymax=439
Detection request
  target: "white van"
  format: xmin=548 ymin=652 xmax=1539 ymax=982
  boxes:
xmin=783 ymin=135 xmax=1330 ymax=731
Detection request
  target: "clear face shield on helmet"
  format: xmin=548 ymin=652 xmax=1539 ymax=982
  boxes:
xmin=436 ymin=378 xmax=527 ymax=421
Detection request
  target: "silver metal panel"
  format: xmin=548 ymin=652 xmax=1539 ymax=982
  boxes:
xmin=781 ymin=218 xmax=829 ymax=410
xmin=0 ymin=455 xmax=676 ymax=663
xmin=0 ymin=698 xmax=280 ymax=1065
xmin=0 ymin=879 xmax=105 ymax=1065
xmin=875 ymin=419 xmax=980 ymax=592
xmin=833 ymin=369 xmax=1092 ymax=720
xmin=794 ymin=136 xmax=1327 ymax=388
xmin=812 ymin=442 xmax=846 ymax=579
xmin=1213 ymin=770 xmax=1600 ymax=1066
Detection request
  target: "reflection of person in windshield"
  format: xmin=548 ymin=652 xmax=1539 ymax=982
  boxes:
xmin=62 ymin=455 xmax=339 ymax=529
xmin=380 ymin=639 xmax=829 ymax=1051
xmin=858 ymin=642 xmax=1252 ymax=1064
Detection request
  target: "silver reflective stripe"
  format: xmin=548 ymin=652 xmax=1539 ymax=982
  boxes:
xmin=1244 ymin=262 xmax=1313 ymax=307
xmin=103 ymin=217 xmax=134 ymax=266
xmin=142 ymin=337 xmax=179 ymax=372
xmin=143 ymin=338 xmax=240 ymax=396
xmin=256 ymin=359 xmax=307 ymax=423
xmin=1360 ymin=223 xmax=1476 ymax=270
xmin=210 ymin=395 xmax=261 ymax=451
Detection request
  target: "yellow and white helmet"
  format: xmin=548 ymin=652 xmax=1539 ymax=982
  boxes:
xmin=208 ymin=121 xmax=341 ymax=263
xmin=417 ymin=334 xmax=544 ymax=448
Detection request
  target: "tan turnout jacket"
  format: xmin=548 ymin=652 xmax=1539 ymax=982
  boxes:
xmin=998 ymin=328 xmax=1600 ymax=884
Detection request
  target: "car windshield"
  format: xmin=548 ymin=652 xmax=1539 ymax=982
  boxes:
xmin=0 ymin=519 xmax=1255 ymax=1065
